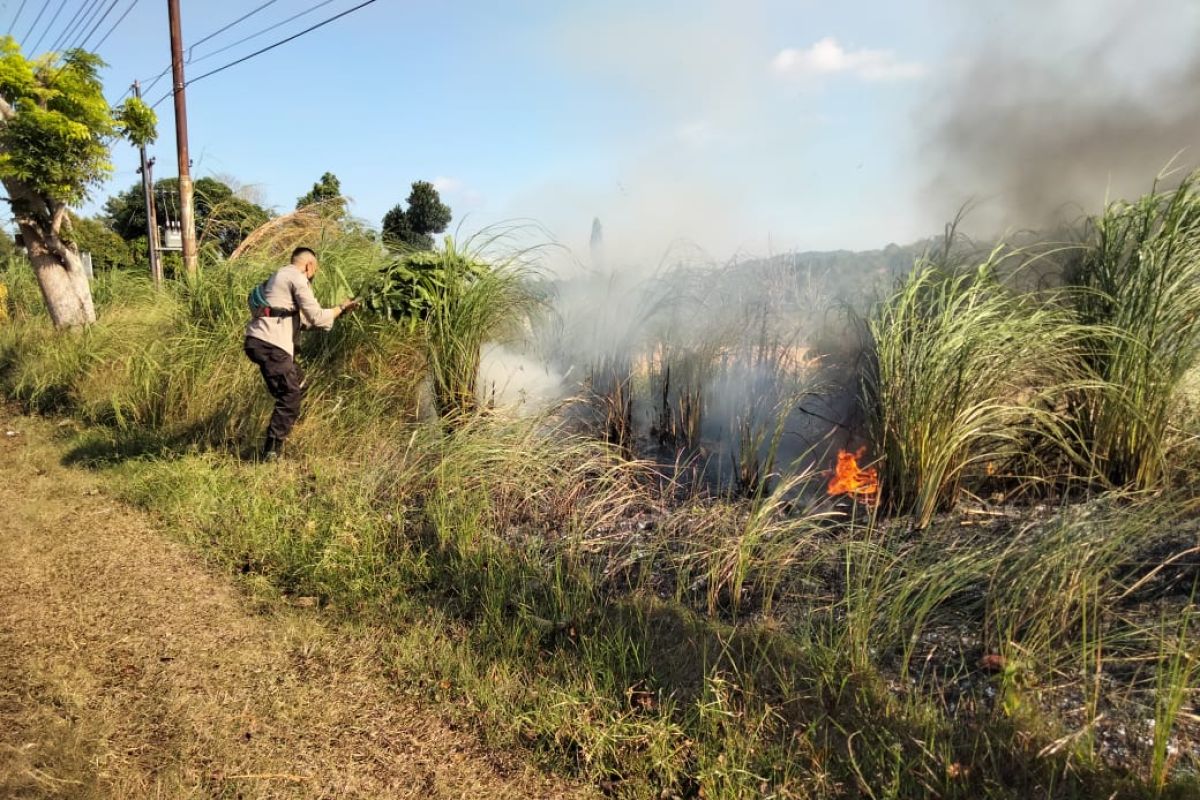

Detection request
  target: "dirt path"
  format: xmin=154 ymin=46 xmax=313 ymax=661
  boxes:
xmin=0 ymin=413 xmax=582 ymax=799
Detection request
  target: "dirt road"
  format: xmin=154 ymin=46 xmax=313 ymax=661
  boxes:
xmin=0 ymin=413 xmax=581 ymax=799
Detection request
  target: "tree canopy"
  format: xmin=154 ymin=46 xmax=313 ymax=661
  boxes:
xmin=104 ymin=176 xmax=270 ymax=258
xmin=66 ymin=213 xmax=135 ymax=271
xmin=381 ymin=181 xmax=452 ymax=250
xmin=0 ymin=41 xmax=153 ymax=206
xmin=0 ymin=37 xmax=155 ymax=327
xmin=296 ymin=171 xmax=347 ymax=218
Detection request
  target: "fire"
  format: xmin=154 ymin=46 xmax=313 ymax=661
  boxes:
xmin=828 ymin=447 xmax=879 ymax=503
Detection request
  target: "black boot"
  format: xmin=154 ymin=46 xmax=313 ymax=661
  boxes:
xmin=260 ymin=436 xmax=284 ymax=462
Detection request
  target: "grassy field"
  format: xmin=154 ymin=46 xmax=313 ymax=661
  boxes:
xmin=2 ymin=179 xmax=1200 ymax=798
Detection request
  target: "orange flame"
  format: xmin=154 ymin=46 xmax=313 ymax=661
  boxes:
xmin=828 ymin=447 xmax=879 ymax=503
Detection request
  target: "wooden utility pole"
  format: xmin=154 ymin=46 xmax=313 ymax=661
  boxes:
xmin=132 ymin=80 xmax=163 ymax=287
xmin=167 ymin=0 xmax=197 ymax=275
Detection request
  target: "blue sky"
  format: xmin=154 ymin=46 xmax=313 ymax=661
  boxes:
xmin=5 ymin=0 xmax=1197 ymax=260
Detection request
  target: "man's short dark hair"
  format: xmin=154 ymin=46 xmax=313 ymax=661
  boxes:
xmin=291 ymin=247 xmax=317 ymax=264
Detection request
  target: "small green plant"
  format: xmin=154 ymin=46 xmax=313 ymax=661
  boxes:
xmin=1150 ymin=603 xmax=1197 ymax=790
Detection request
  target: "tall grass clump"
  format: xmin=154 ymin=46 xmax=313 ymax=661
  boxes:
xmin=864 ymin=246 xmax=1087 ymax=527
xmin=1068 ymin=171 xmax=1200 ymax=489
xmin=425 ymin=237 xmax=539 ymax=417
xmin=364 ymin=232 xmax=541 ymax=419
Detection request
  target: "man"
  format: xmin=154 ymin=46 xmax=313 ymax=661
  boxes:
xmin=244 ymin=247 xmax=358 ymax=460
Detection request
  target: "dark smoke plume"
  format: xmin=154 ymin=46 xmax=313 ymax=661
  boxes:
xmin=924 ymin=0 xmax=1200 ymax=230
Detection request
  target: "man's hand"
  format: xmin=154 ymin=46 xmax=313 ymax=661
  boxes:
xmin=339 ymin=298 xmax=361 ymax=314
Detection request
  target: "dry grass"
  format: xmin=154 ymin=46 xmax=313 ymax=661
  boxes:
xmin=228 ymin=199 xmax=349 ymax=263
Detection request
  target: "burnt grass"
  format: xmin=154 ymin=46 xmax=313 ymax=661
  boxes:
xmin=578 ymin=480 xmax=1200 ymax=794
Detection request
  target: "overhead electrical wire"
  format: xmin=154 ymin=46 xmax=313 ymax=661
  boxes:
xmin=59 ymin=0 xmax=102 ymax=49
xmin=150 ymin=0 xmax=379 ymax=109
xmin=186 ymin=0 xmax=278 ymax=56
xmin=89 ymin=0 xmax=133 ymax=51
xmin=185 ymin=0 xmax=378 ymax=86
xmin=29 ymin=0 xmax=70 ymax=53
xmin=46 ymin=0 xmax=89 ymax=51
xmin=20 ymin=0 xmax=52 ymax=45
xmin=6 ymin=0 xmax=28 ymax=36
xmin=140 ymin=64 xmax=169 ymax=96
xmin=50 ymin=0 xmax=98 ymax=51
xmin=69 ymin=0 xmax=115 ymax=50
xmin=186 ymin=0 xmax=336 ymax=66
xmin=141 ymin=0 xmax=337 ymax=97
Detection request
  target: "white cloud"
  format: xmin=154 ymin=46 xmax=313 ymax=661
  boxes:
xmin=773 ymin=37 xmax=926 ymax=82
xmin=432 ymin=175 xmax=463 ymax=193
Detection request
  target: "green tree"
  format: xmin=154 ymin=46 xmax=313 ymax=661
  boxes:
xmin=381 ymin=181 xmax=452 ymax=250
xmin=0 ymin=39 xmax=154 ymax=327
xmin=296 ymin=171 xmax=346 ymax=218
xmin=65 ymin=213 xmax=134 ymax=271
xmin=104 ymin=176 xmax=269 ymax=258
xmin=194 ymin=178 xmax=270 ymax=257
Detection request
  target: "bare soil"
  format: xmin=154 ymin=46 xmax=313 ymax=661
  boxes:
xmin=0 ymin=413 xmax=584 ymax=799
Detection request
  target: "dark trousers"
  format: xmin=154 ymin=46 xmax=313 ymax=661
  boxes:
xmin=243 ymin=337 xmax=306 ymax=441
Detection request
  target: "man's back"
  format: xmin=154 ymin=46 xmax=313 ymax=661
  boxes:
xmin=244 ymin=264 xmax=336 ymax=357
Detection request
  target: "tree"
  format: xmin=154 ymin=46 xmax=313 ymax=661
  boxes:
xmin=104 ymin=176 xmax=270 ymax=258
xmin=296 ymin=171 xmax=346 ymax=218
xmin=65 ymin=213 xmax=134 ymax=271
xmin=381 ymin=181 xmax=452 ymax=250
xmin=193 ymin=178 xmax=270 ymax=257
xmin=0 ymin=39 xmax=154 ymax=327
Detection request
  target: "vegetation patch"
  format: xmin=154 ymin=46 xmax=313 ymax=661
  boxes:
xmin=3 ymin=176 xmax=1200 ymax=798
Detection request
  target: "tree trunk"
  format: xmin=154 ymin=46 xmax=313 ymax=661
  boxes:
xmin=5 ymin=180 xmax=95 ymax=328
xmin=23 ymin=223 xmax=95 ymax=328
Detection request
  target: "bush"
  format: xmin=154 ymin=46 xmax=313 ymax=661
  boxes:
xmin=364 ymin=234 xmax=539 ymax=418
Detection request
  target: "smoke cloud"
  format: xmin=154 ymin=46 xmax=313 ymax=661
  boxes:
xmin=923 ymin=0 xmax=1200 ymax=231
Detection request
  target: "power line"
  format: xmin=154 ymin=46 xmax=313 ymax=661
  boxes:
xmin=55 ymin=0 xmax=99 ymax=50
xmin=186 ymin=0 xmax=278 ymax=56
xmin=49 ymin=0 xmax=96 ymax=51
xmin=140 ymin=0 xmax=323 ymax=98
xmin=141 ymin=0 xmax=336 ymax=93
xmin=69 ymin=0 xmax=113 ymax=50
xmin=20 ymin=0 xmax=52 ymax=45
xmin=150 ymin=0 xmax=378 ymax=109
xmin=29 ymin=0 xmax=69 ymax=53
xmin=187 ymin=0 xmax=336 ymax=67
xmin=186 ymin=0 xmax=379 ymax=85
xmin=141 ymin=63 xmax=169 ymax=95
xmin=89 ymin=0 xmax=132 ymax=51
xmin=6 ymin=0 xmax=28 ymax=36
xmin=72 ymin=0 xmax=115 ymax=50
xmin=46 ymin=0 xmax=86 ymax=51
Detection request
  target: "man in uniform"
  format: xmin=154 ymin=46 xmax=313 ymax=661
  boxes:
xmin=244 ymin=247 xmax=358 ymax=459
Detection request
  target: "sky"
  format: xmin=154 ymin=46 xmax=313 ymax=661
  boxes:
xmin=3 ymin=0 xmax=1198 ymax=263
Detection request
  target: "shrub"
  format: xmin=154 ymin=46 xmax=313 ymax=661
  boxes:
xmin=364 ymin=235 xmax=539 ymax=418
